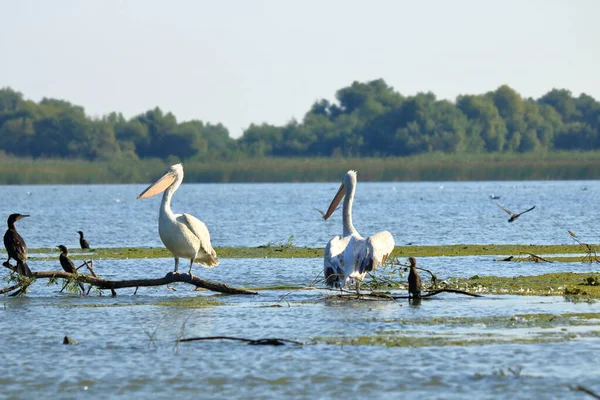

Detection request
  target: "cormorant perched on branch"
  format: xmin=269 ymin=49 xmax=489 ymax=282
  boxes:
xmin=57 ymin=244 xmax=85 ymax=292
xmin=57 ymin=245 xmax=77 ymax=273
xmin=4 ymin=213 xmax=32 ymax=277
xmin=77 ymin=231 xmax=90 ymax=249
xmin=408 ymin=257 xmax=422 ymax=299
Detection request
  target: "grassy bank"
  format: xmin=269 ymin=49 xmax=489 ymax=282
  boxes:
xmin=1 ymin=151 xmax=600 ymax=184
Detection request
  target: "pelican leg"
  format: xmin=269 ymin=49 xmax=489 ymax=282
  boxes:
xmin=174 ymin=257 xmax=180 ymax=273
xmin=355 ymin=281 xmax=361 ymax=297
xmin=188 ymin=259 xmax=194 ymax=277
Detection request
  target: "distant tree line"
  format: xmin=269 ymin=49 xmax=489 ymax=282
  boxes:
xmin=1 ymin=79 xmax=599 ymax=161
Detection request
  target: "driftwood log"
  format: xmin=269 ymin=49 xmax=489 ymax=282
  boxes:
xmin=2 ymin=261 xmax=256 ymax=296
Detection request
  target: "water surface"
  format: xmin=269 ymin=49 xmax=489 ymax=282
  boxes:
xmin=2 ymin=180 xmax=600 ymax=399
xmin=0 ymin=180 xmax=598 ymax=249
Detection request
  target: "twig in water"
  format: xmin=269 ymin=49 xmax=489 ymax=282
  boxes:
xmin=174 ymin=315 xmax=192 ymax=354
xmin=567 ymin=230 xmax=600 ymax=264
xmin=138 ymin=314 xmax=169 ymax=350
xmin=277 ymin=292 xmax=292 ymax=307
xmin=570 ymin=385 xmax=600 ymax=399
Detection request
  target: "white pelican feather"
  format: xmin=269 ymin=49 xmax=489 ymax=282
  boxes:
xmin=137 ymin=164 xmax=218 ymax=275
xmin=322 ymin=170 xmax=395 ymax=292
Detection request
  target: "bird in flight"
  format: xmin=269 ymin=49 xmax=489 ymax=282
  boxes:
xmin=496 ymin=203 xmax=536 ymax=223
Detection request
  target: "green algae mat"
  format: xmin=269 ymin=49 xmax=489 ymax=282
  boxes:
xmin=19 ymin=243 xmax=600 ymax=260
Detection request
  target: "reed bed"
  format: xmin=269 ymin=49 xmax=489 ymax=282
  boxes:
xmin=0 ymin=152 xmax=599 ymax=184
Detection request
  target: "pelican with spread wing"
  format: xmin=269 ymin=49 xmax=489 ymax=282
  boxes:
xmin=137 ymin=164 xmax=218 ymax=276
xmin=322 ymin=170 xmax=395 ymax=293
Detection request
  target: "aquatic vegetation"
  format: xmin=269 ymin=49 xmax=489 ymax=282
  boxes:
xmin=152 ymin=298 xmax=222 ymax=307
xmin=23 ymin=243 xmax=600 ymax=260
xmin=450 ymin=272 xmax=600 ymax=298
xmin=314 ymin=311 xmax=600 ymax=347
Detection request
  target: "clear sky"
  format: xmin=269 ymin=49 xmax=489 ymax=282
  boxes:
xmin=1 ymin=0 xmax=598 ymax=137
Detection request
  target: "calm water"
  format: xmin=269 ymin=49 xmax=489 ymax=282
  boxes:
xmin=0 ymin=180 xmax=598 ymax=248
xmin=2 ymin=180 xmax=600 ymax=399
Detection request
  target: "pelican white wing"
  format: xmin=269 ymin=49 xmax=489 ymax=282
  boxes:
xmin=358 ymin=230 xmax=395 ymax=274
xmin=179 ymin=213 xmax=218 ymax=267
xmin=324 ymin=231 xmax=395 ymax=289
xmin=324 ymin=235 xmax=352 ymax=288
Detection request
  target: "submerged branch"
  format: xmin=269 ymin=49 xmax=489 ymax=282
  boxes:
xmin=178 ymin=336 xmax=303 ymax=346
xmin=418 ymin=288 xmax=483 ymax=298
xmin=519 ymin=252 xmax=553 ymax=263
xmin=325 ymin=287 xmax=483 ymax=300
xmin=2 ymin=261 xmax=256 ymax=296
xmin=570 ymin=385 xmax=600 ymax=399
xmin=0 ymin=283 xmax=22 ymax=295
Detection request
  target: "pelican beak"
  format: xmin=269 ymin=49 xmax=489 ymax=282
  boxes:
xmin=322 ymin=182 xmax=345 ymax=220
xmin=137 ymin=170 xmax=177 ymax=199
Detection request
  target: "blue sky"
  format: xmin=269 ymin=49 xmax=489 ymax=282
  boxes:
xmin=1 ymin=0 xmax=598 ymax=137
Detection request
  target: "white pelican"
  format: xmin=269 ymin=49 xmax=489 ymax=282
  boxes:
xmin=322 ymin=170 xmax=395 ymax=293
xmin=137 ymin=163 xmax=218 ymax=275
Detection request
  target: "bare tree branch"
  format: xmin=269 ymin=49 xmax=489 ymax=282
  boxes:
xmin=2 ymin=261 xmax=256 ymax=296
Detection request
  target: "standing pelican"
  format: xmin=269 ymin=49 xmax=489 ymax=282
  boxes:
xmin=4 ymin=213 xmax=32 ymax=277
xmin=137 ymin=164 xmax=218 ymax=276
xmin=322 ymin=170 xmax=395 ymax=293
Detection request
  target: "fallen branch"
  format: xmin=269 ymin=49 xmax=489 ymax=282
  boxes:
xmin=520 ymin=252 xmax=552 ymax=263
xmin=178 ymin=336 xmax=303 ymax=346
xmin=2 ymin=261 xmax=256 ymax=296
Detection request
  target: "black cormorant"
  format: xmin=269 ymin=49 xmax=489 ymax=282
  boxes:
xmin=57 ymin=244 xmax=85 ymax=292
xmin=496 ymin=203 xmax=536 ymax=223
xmin=57 ymin=245 xmax=77 ymax=273
xmin=408 ymin=257 xmax=422 ymax=299
xmin=3 ymin=213 xmax=32 ymax=277
xmin=77 ymin=231 xmax=90 ymax=249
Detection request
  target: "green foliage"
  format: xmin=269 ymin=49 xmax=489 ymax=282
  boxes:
xmin=1 ymin=81 xmax=599 ymax=165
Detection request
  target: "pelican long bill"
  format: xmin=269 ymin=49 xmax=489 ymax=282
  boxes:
xmin=322 ymin=183 xmax=345 ymax=220
xmin=137 ymin=170 xmax=177 ymax=199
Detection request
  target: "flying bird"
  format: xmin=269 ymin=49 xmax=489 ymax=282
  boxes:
xmin=57 ymin=245 xmax=85 ymax=292
xmin=3 ymin=213 xmax=32 ymax=277
xmin=137 ymin=163 xmax=218 ymax=276
xmin=407 ymin=257 xmax=422 ymax=299
xmin=496 ymin=203 xmax=536 ymax=223
xmin=77 ymin=231 xmax=90 ymax=249
xmin=322 ymin=170 xmax=395 ymax=294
